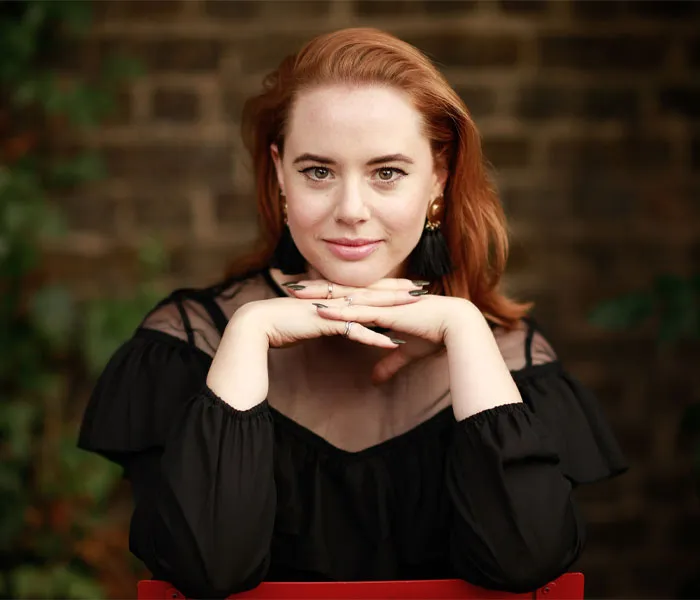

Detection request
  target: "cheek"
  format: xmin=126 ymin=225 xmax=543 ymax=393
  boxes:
xmin=287 ymin=194 xmax=332 ymax=228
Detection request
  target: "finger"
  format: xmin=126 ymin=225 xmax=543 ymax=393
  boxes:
xmin=335 ymin=289 xmax=425 ymax=308
xmin=323 ymin=318 xmax=400 ymax=349
xmin=372 ymin=349 xmax=413 ymax=384
xmin=314 ymin=303 xmax=398 ymax=330
xmin=283 ymin=278 xmax=426 ymax=298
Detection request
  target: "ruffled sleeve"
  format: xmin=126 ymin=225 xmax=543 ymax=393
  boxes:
xmin=78 ymin=328 xmax=211 ymax=460
xmin=512 ymin=362 xmax=628 ymax=484
xmin=446 ymin=362 xmax=627 ymax=593
xmin=77 ymin=327 xmax=277 ymax=598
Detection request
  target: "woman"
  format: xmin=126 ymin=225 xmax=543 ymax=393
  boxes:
xmin=78 ymin=28 xmax=627 ymax=599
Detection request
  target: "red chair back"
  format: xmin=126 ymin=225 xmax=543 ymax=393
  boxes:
xmin=138 ymin=573 xmax=583 ymax=599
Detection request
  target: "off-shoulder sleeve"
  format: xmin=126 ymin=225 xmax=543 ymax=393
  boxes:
xmin=446 ymin=363 xmax=627 ymax=592
xmin=78 ymin=329 xmax=211 ymax=460
xmin=513 ymin=362 xmax=628 ymax=484
xmin=77 ymin=328 xmax=276 ymax=598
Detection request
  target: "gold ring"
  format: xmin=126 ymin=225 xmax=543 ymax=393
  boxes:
xmin=326 ymin=282 xmax=333 ymax=299
xmin=343 ymin=321 xmax=353 ymax=338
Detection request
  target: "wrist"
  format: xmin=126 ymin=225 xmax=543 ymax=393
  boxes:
xmin=443 ymin=299 xmax=488 ymax=347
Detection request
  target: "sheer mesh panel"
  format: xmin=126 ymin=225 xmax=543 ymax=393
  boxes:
xmin=140 ymin=273 xmax=280 ymax=358
xmin=493 ymin=321 xmax=558 ymax=371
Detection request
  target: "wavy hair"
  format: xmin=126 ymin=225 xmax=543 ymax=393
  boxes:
xmin=226 ymin=27 xmax=530 ymax=328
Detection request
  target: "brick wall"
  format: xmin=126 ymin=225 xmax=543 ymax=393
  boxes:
xmin=52 ymin=1 xmax=700 ymax=597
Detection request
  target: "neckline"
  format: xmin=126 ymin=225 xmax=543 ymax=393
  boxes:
xmin=262 ymin=267 xmax=290 ymax=298
xmin=267 ymin=402 xmax=455 ymax=461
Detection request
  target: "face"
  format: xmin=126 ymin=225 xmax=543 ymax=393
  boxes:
xmin=271 ymin=84 xmax=446 ymax=287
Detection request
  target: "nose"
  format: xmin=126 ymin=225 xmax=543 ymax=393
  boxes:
xmin=333 ymin=179 xmax=371 ymax=225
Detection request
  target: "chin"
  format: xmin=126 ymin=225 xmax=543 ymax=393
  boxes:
xmin=314 ymin=256 xmax=402 ymax=287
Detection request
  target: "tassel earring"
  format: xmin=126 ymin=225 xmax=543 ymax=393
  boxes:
xmin=270 ymin=195 xmax=307 ymax=275
xmin=407 ymin=195 xmax=452 ymax=280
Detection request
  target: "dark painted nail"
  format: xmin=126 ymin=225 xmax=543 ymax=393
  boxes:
xmin=412 ymin=280 xmax=430 ymax=286
xmin=286 ymin=284 xmax=306 ymax=290
xmin=390 ymin=338 xmax=406 ymax=344
xmin=312 ymin=303 xmax=329 ymax=309
xmin=282 ymin=281 xmax=301 ymax=287
xmin=409 ymin=289 xmax=429 ymax=296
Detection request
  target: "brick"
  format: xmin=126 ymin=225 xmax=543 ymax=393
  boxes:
xmin=94 ymin=0 xmax=184 ymax=20
xmin=151 ymin=88 xmax=200 ymax=122
xmin=261 ymin=0 xmax=332 ymax=18
xmin=203 ymin=0 xmax=261 ymax=19
xmin=453 ymin=85 xmax=497 ymax=118
xmin=236 ymin=35 xmax=314 ymax=74
xmin=673 ymin=515 xmax=700 ymax=549
xmin=688 ymin=37 xmax=700 ymax=68
xmin=214 ymin=190 xmax=257 ymax=225
xmin=539 ymin=35 xmax=668 ymax=70
xmin=660 ymin=88 xmax=700 ymax=119
xmin=517 ymin=84 xmax=640 ymax=120
xmin=548 ymin=137 xmax=671 ymax=170
xmin=627 ymin=0 xmax=700 ymax=19
xmin=570 ymin=176 xmax=636 ymax=220
xmin=499 ymin=0 xmax=549 ymax=14
xmin=500 ymin=185 xmax=570 ymax=220
xmin=136 ymin=39 xmax=221 ymax=73
xmin=692 ymin=135 xmax=700 ymax=170
xmin=102 ymin=144 xmax=233 ymax=184
xmin=570 ymin=0 xmax=627 ymax=19
xmin=482 ymin=136 xmax=532 ymax=169
xmin=103 ymin=89 xmax=132 ymax=126
xmin=586 ymin=517 xmax=649 ymax=550
xmin=645 ymin=470 xmax=695 ymax=504
xmin=52 ymin=193 xmax=118 ymax=234
xmin=404 ymin=34 xmax=521 ymax=69
xmin=132 ymin=191 xmax=191 ymax=233
xmin=356 ymin=0 xmax=475 ymax=17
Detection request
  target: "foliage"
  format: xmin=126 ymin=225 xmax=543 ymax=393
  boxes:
xmin=589 ymin=274 xmax=700 ymax=467
xmin=0 ymin=1 xmax=153 ymax=597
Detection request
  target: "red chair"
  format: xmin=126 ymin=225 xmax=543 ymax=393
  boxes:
xmin=138 ymin=573 xmax=583 ymax=599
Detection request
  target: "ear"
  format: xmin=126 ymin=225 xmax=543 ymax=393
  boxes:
xmin=431 ymin=164 xmax=448 ymax=199
xmin=270 ymin=143 xmax=285 ymax=195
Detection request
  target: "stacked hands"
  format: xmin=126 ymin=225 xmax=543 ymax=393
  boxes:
xmin=240 ymin=277 xmax=482 ymax=384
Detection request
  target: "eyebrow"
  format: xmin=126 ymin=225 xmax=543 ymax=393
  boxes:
xmin=291 ymin=153 xmax=415 ymax=166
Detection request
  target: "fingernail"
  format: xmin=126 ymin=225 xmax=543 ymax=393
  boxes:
xmin=409 ymin=289 xmax=429 ymax=296
xmin=412 ymin=280 xmax=430 ymax=286
xmin=390 ymin=338 xmax=406 ymax=344
xmin=286 ymin=284 xmax=306 ymax=290
xmin=312 ymin=303 xmax=328 ymax=309
xmin=282 ymin=281 xmax=300 ymax=287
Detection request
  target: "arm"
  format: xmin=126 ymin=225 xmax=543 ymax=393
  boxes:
xmin=84 ymin=310 xmax=277 ymax=598
xmin=443 ymin=307 xmax=584 ymax=592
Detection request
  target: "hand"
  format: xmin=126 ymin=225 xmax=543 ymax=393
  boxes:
xmin=283 ymin=278 xmax=477 ymax=383
xmin=231 ymin=279 xmax=425 ymax=351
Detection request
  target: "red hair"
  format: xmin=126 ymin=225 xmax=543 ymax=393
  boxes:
xmin=227 ymin=28 xmax=530 ymax=328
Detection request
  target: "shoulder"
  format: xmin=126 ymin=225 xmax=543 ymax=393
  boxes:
xmin=140 ymin=269 xmax=279 ymax=356
xmin=491 ymin=318 xmax=557 ymax=372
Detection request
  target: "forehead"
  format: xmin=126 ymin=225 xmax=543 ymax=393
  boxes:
xmin=286 ymin=84 xmax=429 ymax=157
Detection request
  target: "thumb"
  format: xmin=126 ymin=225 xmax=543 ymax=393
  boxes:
xmin=372 ymin=349 xmax=412 ymax=385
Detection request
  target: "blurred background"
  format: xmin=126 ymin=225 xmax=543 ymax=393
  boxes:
xmin=1 ymin=0 xmax=699 ymax=598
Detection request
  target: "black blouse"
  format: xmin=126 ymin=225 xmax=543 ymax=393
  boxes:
xmin=78 ymin=270 xmax=627 ymax=599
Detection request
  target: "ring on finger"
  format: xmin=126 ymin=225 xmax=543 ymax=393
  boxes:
xmin=343 ymin=321 xmax=354 ymax=338
xmin=326 ymin=282 xmax=333 ymax=299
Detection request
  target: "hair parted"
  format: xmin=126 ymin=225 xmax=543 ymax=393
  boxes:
xmin=226 ymin=27 xmax=530 ymax=328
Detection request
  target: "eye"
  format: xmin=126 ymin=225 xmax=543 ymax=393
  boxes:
xmin=299 ymin=166 xmax=332 ymax=181
xmin=373 ymin=167 xmax=407 ymax=184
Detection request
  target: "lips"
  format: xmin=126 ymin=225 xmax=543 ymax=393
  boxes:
xmin=324 ymin=238 xmax=383 ymax=261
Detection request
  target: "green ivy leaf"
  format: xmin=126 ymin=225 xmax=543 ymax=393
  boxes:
xmin=0 ymin=401 xmax=39 ymax=460
xmin=30 ymin=286 xmax=76 ymax=349
xmin=49 ymin=153 xmax=106 ymax=187
xmin=588 ymin=292 xmax=654 ymax=330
